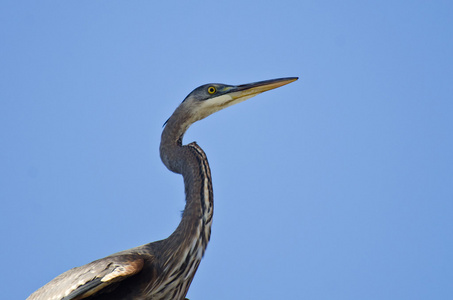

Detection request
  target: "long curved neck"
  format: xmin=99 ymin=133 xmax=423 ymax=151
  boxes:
xmin=159 ymin=108 xmax=213 ymax=260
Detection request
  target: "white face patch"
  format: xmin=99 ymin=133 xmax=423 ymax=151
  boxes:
xmin=199 ymin=93 xmax=233 ymax=110
xmin=195 ymin=92 xmax=260 ymax=121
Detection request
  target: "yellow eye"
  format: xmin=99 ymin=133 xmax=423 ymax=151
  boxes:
xmin=207 ymin=86 xmax=216 ymax=94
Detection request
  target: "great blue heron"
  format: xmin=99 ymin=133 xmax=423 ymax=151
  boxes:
xmin=27 ymin=77 xmax=298 ymax=300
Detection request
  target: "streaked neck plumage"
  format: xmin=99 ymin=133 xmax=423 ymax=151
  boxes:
xmin=158 ymin=105 xmax=213 ymax=294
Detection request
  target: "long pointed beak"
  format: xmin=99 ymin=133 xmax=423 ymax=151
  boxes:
xmin=194 ymin=77 xmax=298 ymax=122
xmin=229 ymin=77 xmax=298 ymax=100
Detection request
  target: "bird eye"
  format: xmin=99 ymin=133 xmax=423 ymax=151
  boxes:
xmin=207 ymin=86 xmax=216 ymax=94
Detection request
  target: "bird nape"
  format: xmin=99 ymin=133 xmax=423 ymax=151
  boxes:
xmin=27 ymin=77 xmax=298 ymax=300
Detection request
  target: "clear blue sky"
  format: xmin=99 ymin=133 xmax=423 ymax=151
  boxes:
xmin=1 ymin=1 xmax=452 ymax=299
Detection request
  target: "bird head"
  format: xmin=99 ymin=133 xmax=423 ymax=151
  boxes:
xmin=178 ymin=77 xmax=298 ymax=123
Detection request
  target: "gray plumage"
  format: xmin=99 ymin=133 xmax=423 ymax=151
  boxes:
xmin=27 ymin=77 xmax=298 ymax=300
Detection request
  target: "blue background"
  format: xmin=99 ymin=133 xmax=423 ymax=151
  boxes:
xmin=1 ymin=1 xmax=452 ymax=299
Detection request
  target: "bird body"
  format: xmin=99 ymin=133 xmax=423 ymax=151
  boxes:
xmin=27 ymin=77 xmax=297 ymax=300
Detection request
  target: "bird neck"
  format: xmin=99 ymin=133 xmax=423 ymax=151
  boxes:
xmin=160 ymin=112 xmax=213 ymax=262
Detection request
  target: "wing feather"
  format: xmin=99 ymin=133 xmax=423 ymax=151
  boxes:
xmin=27 ymin=254 xmax=145 ymax=300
